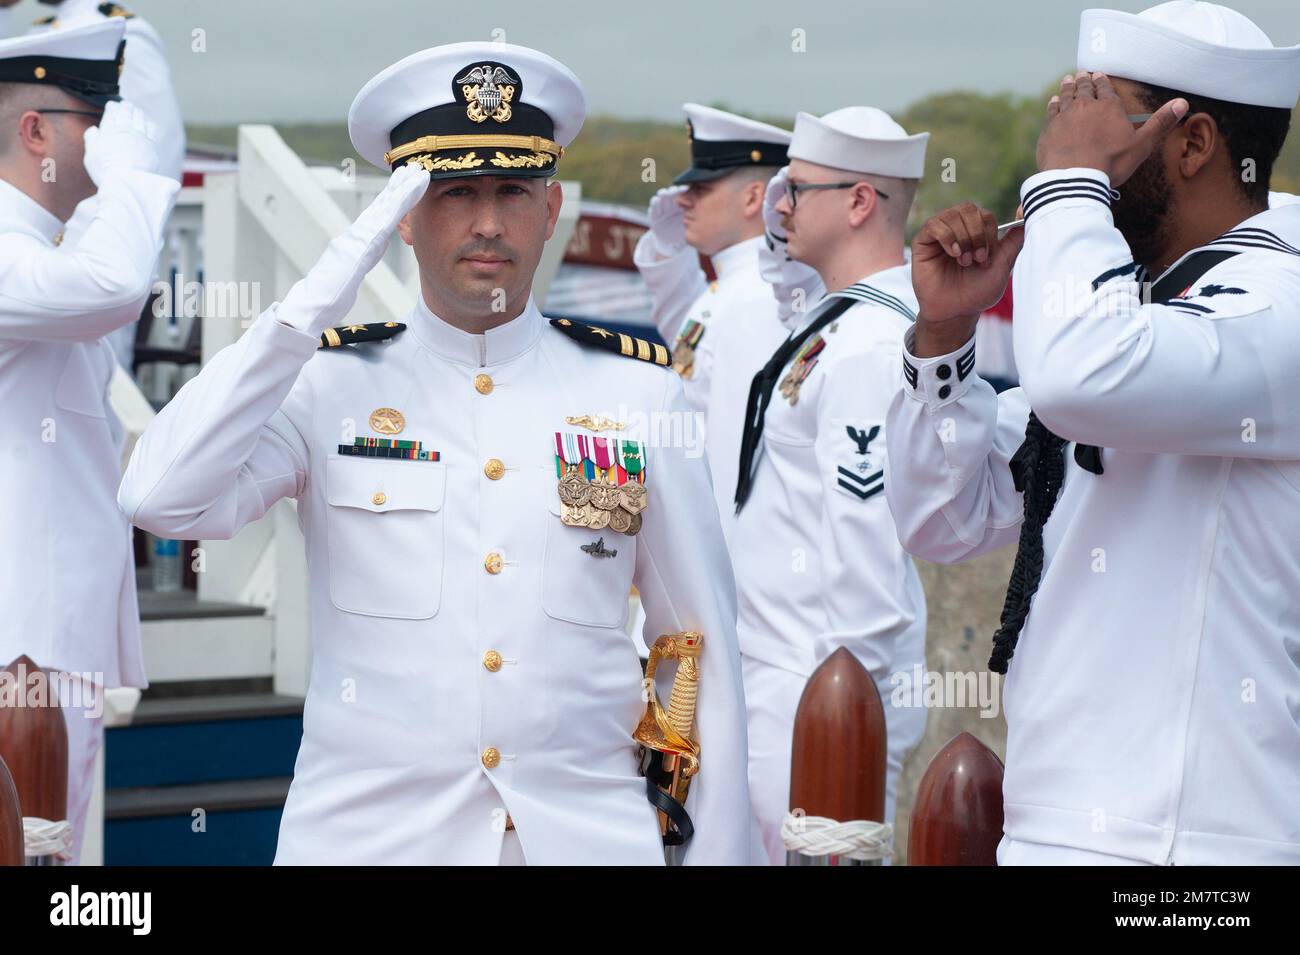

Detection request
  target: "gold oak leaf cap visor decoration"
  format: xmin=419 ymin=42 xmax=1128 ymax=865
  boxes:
xmin=348 ymin=41 xmax=587 ymax=181
xmin=0 ymin=18 xmax=125 ymax=108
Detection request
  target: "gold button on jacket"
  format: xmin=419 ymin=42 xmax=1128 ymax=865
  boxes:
xmin=474 ymin=373 xmax=494 ymax=395
xmin=481 ymin=747 xmax=501 ymax=769
xmin=484 ymin=458 xmax=505 ymax=480
xmin=483 ymin=650 xmax=503 ymax=672
xmin=484 ymin=552 xmax=503 ymax=575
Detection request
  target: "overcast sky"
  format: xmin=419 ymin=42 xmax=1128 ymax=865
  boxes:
xmin=5 ymin=0 xmax=1298 ymax=123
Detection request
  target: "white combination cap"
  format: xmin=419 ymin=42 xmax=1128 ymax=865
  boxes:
xmin=349 ymin=41 xmax=586 ymax=180
xmin=674 ymin=103 xmax=792 ymax=184
xmin=0 ymin=18 xmax=125 ymax=107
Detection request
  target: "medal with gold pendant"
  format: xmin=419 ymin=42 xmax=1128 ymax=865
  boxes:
xmin=671 ymin=318 xmax=706 ymax=380
xmin=778 ymin=335 xmax=826 ymax=406
xmin=558 ymin=468 xmax=591 ymax=506
xmin=583 ymin=447 xmax=621 ymax=530
xmin=612 ymin=438 xmax=648 ymax=536
xmin=608 ymin=507 xmax=633 ymax=534
xmin=555 ymin=431 xmax=590 ymax=525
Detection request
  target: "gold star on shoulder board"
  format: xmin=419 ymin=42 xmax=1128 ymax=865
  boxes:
xmin=549 ymin=319 xmax=670 ymax=367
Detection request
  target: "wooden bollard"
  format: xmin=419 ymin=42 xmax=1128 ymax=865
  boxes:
xmin=0 ymin=657 xmax=69 ymax=843
xmin=908 ymin=732 xmax=1004 ymax=865
xmin=786 ymin=647 xmax=888 ymax=865
xmin=0 ymin=755 xmax=22 ymax=866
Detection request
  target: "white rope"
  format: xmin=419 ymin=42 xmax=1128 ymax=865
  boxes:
xmin=23 ymin=817 xmax=72 ymax=859
xmin=781 ymin=812 xmax=893 ymax=861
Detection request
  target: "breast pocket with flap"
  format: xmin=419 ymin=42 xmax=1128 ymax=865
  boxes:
xmin=540 ymin=471 xmax=636 ymax=630
xmin=325 ymin=456 xmax=446 ymax=619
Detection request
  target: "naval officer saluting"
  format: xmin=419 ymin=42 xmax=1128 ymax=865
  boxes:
xmin=120 ymin=41 xmax=751 ymax=865
xmin=632 ymin=105 xmax=792 ymax=544
xmin=888 ymin=1 xmax=1300 ymax=864
xmin=0 ymin=19 xmax=178 ymax=862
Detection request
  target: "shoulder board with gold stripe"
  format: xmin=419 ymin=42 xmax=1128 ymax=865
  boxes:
xmin=98 ymin=3 xmax=135 ymax=18
xmin=318 ymin=321 xmax=406 ymax=349
xmin=549 ymin=318 xmax=669 ymax=367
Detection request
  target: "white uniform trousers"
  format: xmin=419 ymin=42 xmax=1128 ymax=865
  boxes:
xmin=743 ymin=653 xmax=922 ymax=865
xmin=61 ymin=681 xmax=105 ymax=865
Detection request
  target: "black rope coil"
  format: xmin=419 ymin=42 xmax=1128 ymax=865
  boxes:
xmin=989 ymin=413 xmax=1070 ymax=674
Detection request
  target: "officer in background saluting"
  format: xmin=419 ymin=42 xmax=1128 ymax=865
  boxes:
xmin=28 ymin=2 xmax=183 ymax=183
xmin=633 ymin=105 xmax=792 ymax=545
xmin=887 ymin=2 xmax=1300 ymax=864
xmin=0 ymin=19 xmax=178 ymax=862
xmin=119 ymin=41 xmax=751 ymax=865
xmin=27 ymin=1 xmax=186 ymax=370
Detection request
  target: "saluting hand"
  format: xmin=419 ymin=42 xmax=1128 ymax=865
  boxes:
xmin=646 ymin=185 xmax=688 ymax=257
xmin=82 ymin=100 xmax=160 ymax=184
xmin=276 ymin=162 xmax=429 ymax=336
xmin=1037 ymin=71 xmax=1187 ymax=187
xmin=910 ymin=202 xmax=1024 ymax=358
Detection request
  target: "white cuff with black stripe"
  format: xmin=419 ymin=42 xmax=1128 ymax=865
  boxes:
xmin=901 ymin=328 xmax=977 ymax=408
xmin=1020 ymin=167 xmax=1117 ymax=223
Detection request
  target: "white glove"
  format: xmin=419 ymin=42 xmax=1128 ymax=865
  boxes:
xmin=82 ymin=100 xmax=160 ymax=185
xmin=646 ymin=184 xmax=688 ymax=257
xmin=758 ymin=168 xmax=824 ymax=326
xmin=277 ymin=161 xmax=430 ymax=336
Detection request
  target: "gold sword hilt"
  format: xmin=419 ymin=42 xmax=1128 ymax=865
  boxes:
xmin=664 ymin=632 xmax=702 ymax=773
xmin=634 ymin=631 xmax=704 ymax=839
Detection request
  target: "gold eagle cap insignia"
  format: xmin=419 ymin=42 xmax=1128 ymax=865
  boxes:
xmin=454 ymin=63 xmax=518 ymax=124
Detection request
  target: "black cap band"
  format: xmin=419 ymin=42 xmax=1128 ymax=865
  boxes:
xmin=673 ymin=127 xmax=789 ymax=185
xmin=0 ymin=40 xmax=124 ymax=107
xmin=689 ymin=137 xmax=789 ymax=171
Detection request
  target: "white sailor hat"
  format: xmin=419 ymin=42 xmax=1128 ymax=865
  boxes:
xmin=349 ymin=41 xmax=586 ymax=180
xmin=788 ymin=107 xmax=928 ymax=179
xmin=0 ymin=18 xmax=125 ymax=108
xmin=674 ymin=103 xmax=792 ymax=184
xmin=1077 ymin=2 xmax=1300 ymax=109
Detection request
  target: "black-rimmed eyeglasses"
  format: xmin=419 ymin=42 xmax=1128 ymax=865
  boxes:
xmin=785 ymin=179 xmax=890 ymax=209
xmin=32 ymin=108 xmax=103 ymax=120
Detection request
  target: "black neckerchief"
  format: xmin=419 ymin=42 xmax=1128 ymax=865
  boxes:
xmin=734 ymin=295 xmax=857 ymax=512
xmin=989 ymin=246 xmax=1243 ymax=674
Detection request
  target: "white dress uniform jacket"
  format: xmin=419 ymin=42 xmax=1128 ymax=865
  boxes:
xmin=732 ymin=266 xmax=928 ymax=862
xmin=118 ymin=296 xmax=752 ymax=865
xmin=0 ymin=171 xmax=177 ymax=687
xmin=886 ymin=167 xmax=1300 ymax=864
xmin=633 ymin=235 xmax=789 ymax=544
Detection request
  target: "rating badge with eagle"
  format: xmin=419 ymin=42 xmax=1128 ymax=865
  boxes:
xmin=456 ymin=63 xmax=518 ymax=123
